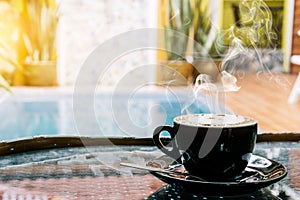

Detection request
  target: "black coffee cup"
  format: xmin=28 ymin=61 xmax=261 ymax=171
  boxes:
xmin=153 ymin=114 xmax=257 ymax=180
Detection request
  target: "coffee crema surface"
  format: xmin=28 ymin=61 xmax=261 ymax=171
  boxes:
xmin=174 ymin=114 xmax=257 ymax=127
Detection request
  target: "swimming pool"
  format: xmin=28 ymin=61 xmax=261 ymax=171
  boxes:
xmin=0 ymin=86 xmax=220 ymax=141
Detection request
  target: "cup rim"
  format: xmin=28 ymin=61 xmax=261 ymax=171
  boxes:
xmin=173 ymin=113 xmax=257 ymax=128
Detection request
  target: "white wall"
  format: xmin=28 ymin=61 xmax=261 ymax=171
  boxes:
xmin=56 ymin=0 xmax=158 ymax=86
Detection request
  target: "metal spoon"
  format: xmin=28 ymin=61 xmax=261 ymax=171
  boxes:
xmin=120 ymin=162 xmax=188 ymax=176
xmin=120 ymin=162 xmax=188 ymax=175
xmin=120 ymin=162 xmax=208 ymax=181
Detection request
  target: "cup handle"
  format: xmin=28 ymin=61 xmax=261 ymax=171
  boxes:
xmin=153 ymin=126 xmax=181 ymax=161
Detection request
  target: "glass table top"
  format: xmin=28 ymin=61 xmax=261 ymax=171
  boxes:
xmin=0 ymin=138 xmax=299 ymax=199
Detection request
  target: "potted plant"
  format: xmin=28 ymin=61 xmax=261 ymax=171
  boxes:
xmin=0 ymin=1 xmax=24 ymax=90
xmin=192 ymin=0 xmax=226 ymax=82
xmin=158 ymin=0 xmax=226 ymax=85
xmin=21 ymin=0 xmax=58 ymax=86
xmin=158 ymin=0 xmax=194 ymax=85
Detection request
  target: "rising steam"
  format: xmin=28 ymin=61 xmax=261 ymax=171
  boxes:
xmin=193 ymin=0 xmax=282 ymax=114
xmin=193 ymin=71 xmax=239 ymax=114
xmin=222 ymin=0 xmax=277 ymax=74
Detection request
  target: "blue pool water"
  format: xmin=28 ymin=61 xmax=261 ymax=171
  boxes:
xmin=0 ymin=87 xmax=217 ymax=141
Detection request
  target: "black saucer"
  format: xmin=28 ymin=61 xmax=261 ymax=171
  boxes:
xmin=147 ymin=154 xmax=287 ymax=195
xmin=146 ymin=184 xmax=282 ymax=200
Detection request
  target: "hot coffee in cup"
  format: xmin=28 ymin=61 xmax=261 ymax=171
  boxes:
xmin=153 ymin=114 xmax=257 ymax=180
